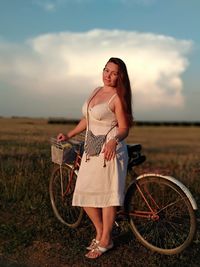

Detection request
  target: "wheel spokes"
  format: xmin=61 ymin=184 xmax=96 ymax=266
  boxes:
xmin=128 ymin=178 xmax=193 ymax=250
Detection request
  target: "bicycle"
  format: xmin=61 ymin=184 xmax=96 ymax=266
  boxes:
xmin=49 ymin=137 xmax=198 ymax=255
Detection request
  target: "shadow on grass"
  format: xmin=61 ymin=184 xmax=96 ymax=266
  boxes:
xmin=0 ymin=258 xmax=28 ymax=267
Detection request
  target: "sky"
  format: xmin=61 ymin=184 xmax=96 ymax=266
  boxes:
xmin=0 ymin=0 xmax=199 ymax=121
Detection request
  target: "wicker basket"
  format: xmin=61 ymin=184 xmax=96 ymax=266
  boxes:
xmin=51 ymin=138 xmax=84 ymax=165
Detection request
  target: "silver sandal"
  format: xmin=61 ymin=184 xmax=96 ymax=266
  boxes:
xmin=86 ymin=239 xmax=100 ymax=250
xmin=85 ymin=241 xmax=114 ymax=259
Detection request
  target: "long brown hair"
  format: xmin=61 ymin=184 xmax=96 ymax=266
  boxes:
xmin=106 ymin=57 xmax=134 ymax=127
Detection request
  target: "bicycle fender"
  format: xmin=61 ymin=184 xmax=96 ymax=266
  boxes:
xmin=65 ymin=164 xmax=79 ymax=176
xmin=135 ymin=173 xmax=198 ymax=210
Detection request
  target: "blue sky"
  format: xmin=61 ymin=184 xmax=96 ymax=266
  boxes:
xmin=0 ymin=0 xmax=199 ymax=121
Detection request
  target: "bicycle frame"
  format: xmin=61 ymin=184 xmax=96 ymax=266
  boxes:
xmin=60 ymin=148 xmax=198 ymax=219
xmin=117 ymin=172 xmax=198 ymax=223
xmin=129 ymin=182 xmax=160 ymax=220
xmin=57 ymin=143 xmax=197 ymax=220
xmin=117 ymin=167 xmax=197 ymax=222
xmin=60 ymin=151 xmax=82 ymax=199
xmin=50 ymin=141 xmax=198 ymax=254
xmin=117 ymin=179 xmax=161 ymax=220
xmin=134 ymin=173 xmax=197 ymax=210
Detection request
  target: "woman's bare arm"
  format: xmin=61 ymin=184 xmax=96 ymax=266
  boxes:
xmin=103 ymin=96 xmax=129 ymax=160
xmin=57 ymin=117 xmax=87 ymax=141
xmin=113 ymin=96 xmax=129 ymax=141
xmin=67 ymin=117 xmax=87 ymax=138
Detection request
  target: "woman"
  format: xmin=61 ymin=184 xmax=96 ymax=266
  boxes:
xmin=57 ymin=57 xmax=133 ymax=259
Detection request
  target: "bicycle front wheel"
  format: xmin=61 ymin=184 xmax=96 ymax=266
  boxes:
xmin=125 ymin=175 xmax=196 ymax=255
xmin=49 ymin=164 xmax=83 ymax=228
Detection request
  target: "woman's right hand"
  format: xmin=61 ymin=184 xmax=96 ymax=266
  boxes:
xmin=57 ymin=133 xmax=69 ymax=142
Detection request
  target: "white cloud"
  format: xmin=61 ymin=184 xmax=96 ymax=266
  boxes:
xmin=119 ymin=0 xmax=157 ymax=6
xmin=0 ymin=29 xmax=193 ymax=118
xmin=33 ymin=0 xmax=56 ymax=11
xmin=44 ymin=3 xmax=56 ymax=11
xmin=34 ymin=0 xmax=156 ymax=12
xmin=33 ymin=0 xmax=91 ymax=11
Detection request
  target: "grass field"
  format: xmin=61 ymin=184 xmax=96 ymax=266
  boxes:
xmin=0 ymin=117 xmax=200 ymax=267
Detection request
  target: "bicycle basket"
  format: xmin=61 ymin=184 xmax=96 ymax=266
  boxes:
xmin=51 ymin=138 xmax=84 ymax=165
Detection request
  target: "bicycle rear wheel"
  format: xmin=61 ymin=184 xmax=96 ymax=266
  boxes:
xmin=125 ymin=175 xmax=196 ymax=255
xmin=49 ymin=164 xmax=83 ymax=228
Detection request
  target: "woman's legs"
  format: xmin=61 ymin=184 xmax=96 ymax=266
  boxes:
xmin=84 ymin=206 xmax=117 ymax=243
xmin=83 ymin=207 xmax=103 ymax=241
xmin=84 ymin=206 xmax=117 ymax=258
xmin=100 ymin=206 xmax=117 ymax=247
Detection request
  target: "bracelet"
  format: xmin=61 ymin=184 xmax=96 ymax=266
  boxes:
xmin=113 ymin=136 xmax=120 ymax=144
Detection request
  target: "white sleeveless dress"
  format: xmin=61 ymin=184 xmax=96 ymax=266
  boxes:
xmin=72 ymin=92 xmax=128 ymax=207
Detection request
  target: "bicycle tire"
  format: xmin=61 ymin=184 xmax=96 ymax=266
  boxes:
xmin=124 ymin=175 xmax=196 ymax=255
xmin=49 ymin=164 xmax=83 ymax=228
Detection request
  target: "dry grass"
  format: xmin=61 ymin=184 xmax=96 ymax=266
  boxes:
xmin=0 ymin=117 xmax=200 ymax=267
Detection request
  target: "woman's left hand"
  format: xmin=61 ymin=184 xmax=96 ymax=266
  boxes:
xmin=102 ymin=139 xmax=117 ymax=161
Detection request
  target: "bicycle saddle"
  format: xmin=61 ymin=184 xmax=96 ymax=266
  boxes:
xmin=127 ymin=144 xmax=146 ymax=168
xmin=127 ymin=144 xmax=142 ymax=156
